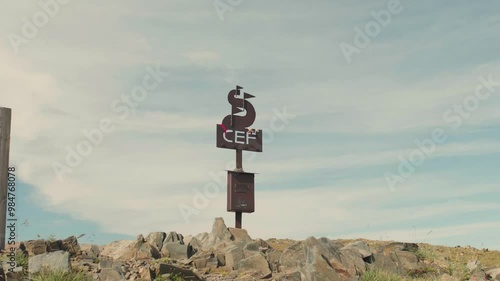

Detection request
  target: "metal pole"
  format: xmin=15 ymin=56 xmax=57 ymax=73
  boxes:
xmin=236 ymin=149 xmax=242 ymax=171
xmin=235 ymin=149 xmax=242 ymax=228
xmin=0 ymin=107 xmax=12 ymax=250
xmin=235 ymin=212 xmax=242 ymax=229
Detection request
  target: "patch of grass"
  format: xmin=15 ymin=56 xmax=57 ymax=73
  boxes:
xmin=16 ymin=252 xmax=29 ymax=271
xmin=209 ymin=267 xmax=231 ymax=277
xmin=151 ymin=257 xmax=173 ymax=265
xmin=415 ymin=247 xmax=438 ymax=263
xmin=360 ymin=269 xmax=440 ymax=281
xmin=446 ymin=261 xmax=471 ymax=281
xmin=0 ymin=252 xmax=29 ymax=277
xmin=360 ymin=269 xmax=405 ymax=281
xmin=420 ymin=243 xmax=500 ymax=269
xmin=154 ymin=275 xmax=166 ymax=281
xmin=170 ymin=273 xmax=185 ymax=281
xmin=29 ymin=268 xmax=92 ymax=281
xmin=265 ymin=238 xmax=297 ymax=252
xmin=407 ymin=266 xmax=438 ymax=278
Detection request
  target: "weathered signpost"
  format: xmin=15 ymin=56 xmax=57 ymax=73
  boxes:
xmin=216 ymin=86 xmax=262 ymax=229
xmin=0 ymin=107 xmax=12 ymax=250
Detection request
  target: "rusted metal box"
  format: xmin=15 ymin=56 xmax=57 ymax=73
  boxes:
xmin=227 ymin=171 xmax=255 ymax=213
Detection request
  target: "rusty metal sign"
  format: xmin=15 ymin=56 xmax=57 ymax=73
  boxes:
xmin=216 ymin=86 xmax=263 ymax=152
xmin=216 ymin=85 xmax=262 ymax=229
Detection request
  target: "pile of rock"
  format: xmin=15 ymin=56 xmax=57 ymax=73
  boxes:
xmin=1 ymin=218 xmax=499 ymax=281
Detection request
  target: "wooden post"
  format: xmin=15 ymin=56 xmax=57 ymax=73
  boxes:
xmin=0 ymin=107 xmax=12 ymax=250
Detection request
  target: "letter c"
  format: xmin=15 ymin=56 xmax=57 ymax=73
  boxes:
xmin=223 ymin=130 xmax=233 ymax=142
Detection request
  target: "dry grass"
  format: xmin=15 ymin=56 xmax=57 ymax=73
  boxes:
xmin=360 ymin=269 xmax=440 ymax=281
xmin=29 ymin=268 xmax=93 ymax=281
xmin=265 ymin=238 xmax=298 ymax=252
xmin=265 ymin=238 xmax=500 ymax=270
xmin=417 ymin=243 xmax=500 ymax=269
xmin=337 ymin=239 xmax=500 ymax=270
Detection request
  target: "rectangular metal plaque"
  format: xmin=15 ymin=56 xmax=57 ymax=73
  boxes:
xmin=227 ymin=171 xmax=255 ymax=213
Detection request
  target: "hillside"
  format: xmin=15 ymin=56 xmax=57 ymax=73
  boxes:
xmin=1 ymin=218 xmax=499 ymax=281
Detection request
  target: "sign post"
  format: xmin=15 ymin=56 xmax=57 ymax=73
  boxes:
xmin=216 ymin=86 xmax=262 ymax=229
xmin=0 ymin=107 xmax=12 ymax=250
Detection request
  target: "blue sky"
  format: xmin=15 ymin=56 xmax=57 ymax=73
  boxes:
xmin=1 ymin=0 xmax=500 ymax=249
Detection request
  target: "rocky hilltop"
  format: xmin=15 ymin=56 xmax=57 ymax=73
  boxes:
xmin=1 ymin=218 xmax=499 ymax=281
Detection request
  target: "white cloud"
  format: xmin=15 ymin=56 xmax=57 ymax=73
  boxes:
xmin=250 ymin=140 xmax=500 ymax=182
xmin=114 ymin=111 xmax=214 ymax=133
xmin=0 ymin=48 xmax=60 ymax=139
